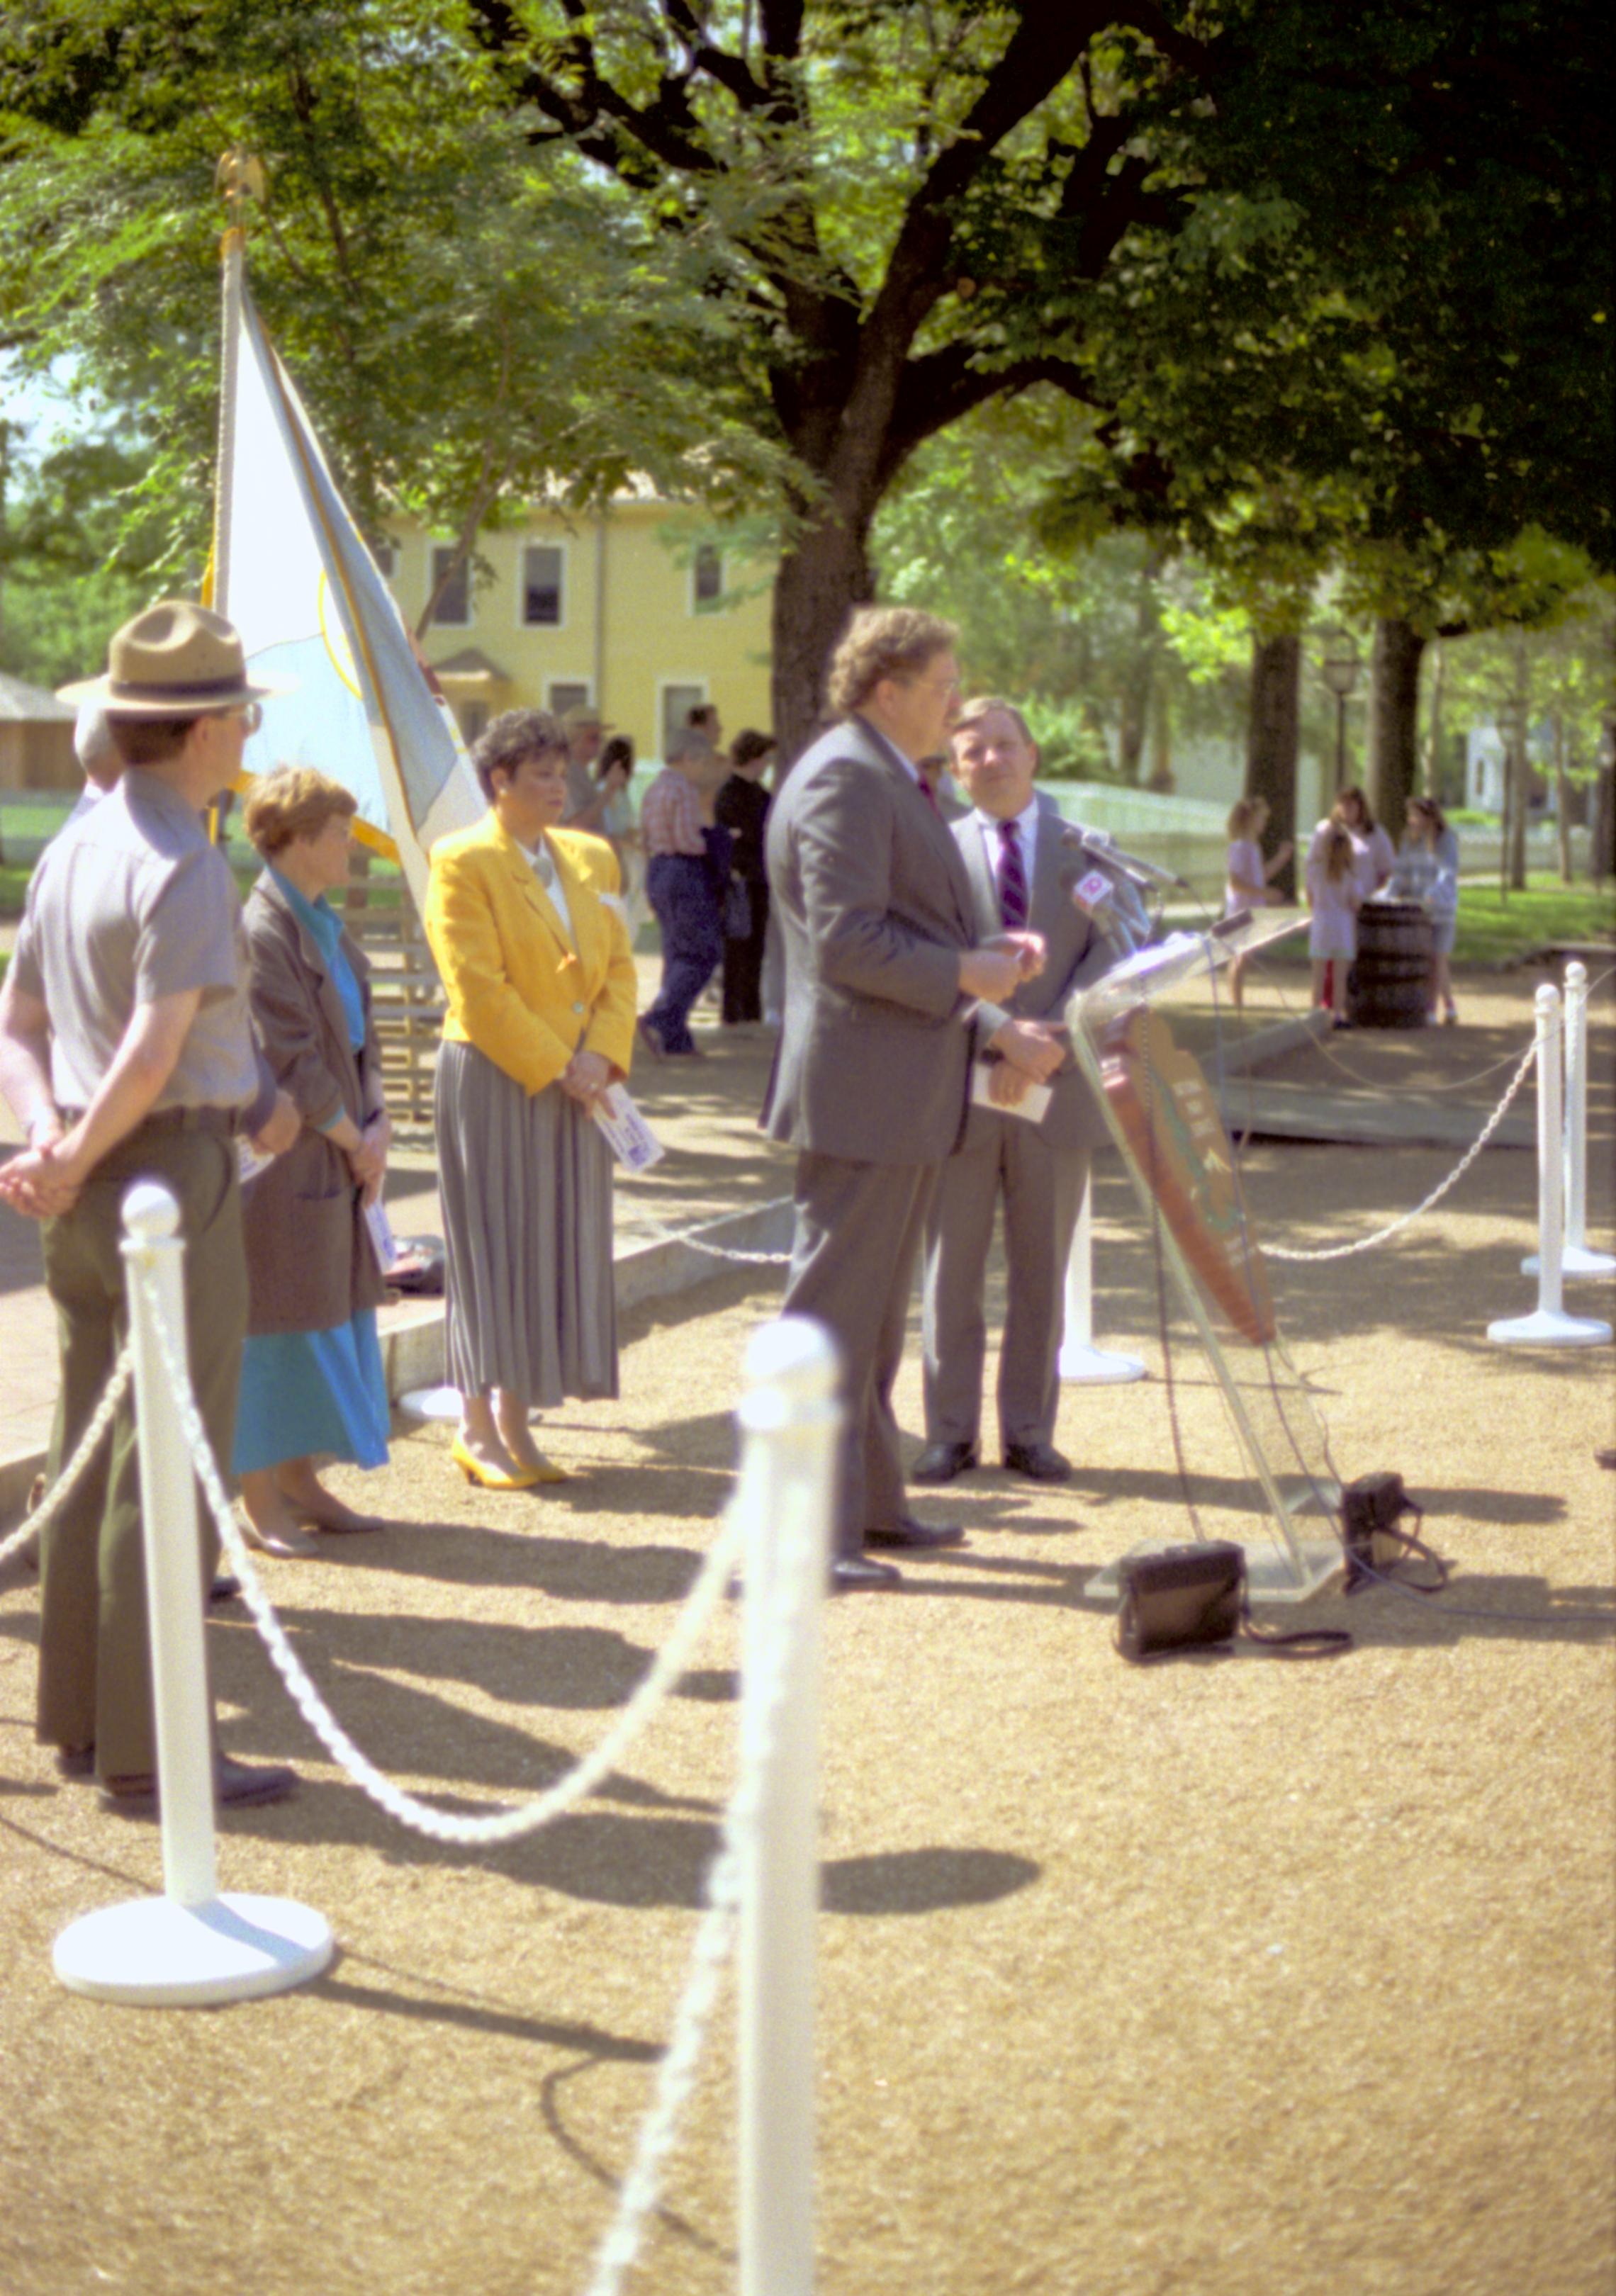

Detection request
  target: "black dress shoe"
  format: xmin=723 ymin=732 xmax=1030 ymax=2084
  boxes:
xmin=864 ymin=1516 xmax=966 ymax=1551
xmin=830 ymin=1553 xmax=902 ymax=1592
xmin=100 ymin=1753 xmax=298 ymax=1816
xmin=54 ymin=1745 xmax=95 ymax=1780
xmin=910 ymin=1440 xmax=978 ymax=1485
xmin=1002 ymin=1441 xmax=1072 ymax=1483
xmin=210 ymin=1574 xmax=242 ymax=1604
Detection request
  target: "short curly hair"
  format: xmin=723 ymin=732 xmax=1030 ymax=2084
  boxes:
xmin=825 ymin=605 xmax=957 ymax=717
xmin=469 ymin=708 xmax=565 ymax=804
xmin=242 ymin=767 xmax=357 ymax=858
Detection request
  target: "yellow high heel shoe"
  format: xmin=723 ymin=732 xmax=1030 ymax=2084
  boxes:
xmin=451 ymin=1435 xmax=541 ymax=1492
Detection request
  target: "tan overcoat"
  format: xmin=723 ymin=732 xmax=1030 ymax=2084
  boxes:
xmin=240 ymin=870 xmax=388 ymax=1337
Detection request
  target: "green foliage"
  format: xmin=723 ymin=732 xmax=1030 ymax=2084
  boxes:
xmin=1447 ymin=877 xmax=1615 ymax=965
xmin=0 ymin=1 xmax=789 ymax=586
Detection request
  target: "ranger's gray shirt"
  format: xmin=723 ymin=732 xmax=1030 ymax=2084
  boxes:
xmin=12 ymin=768 xmax=259 ymax=1116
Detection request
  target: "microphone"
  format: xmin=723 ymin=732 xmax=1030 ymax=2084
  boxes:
xmin=1071 ymin=826 xmax=1188 ymax=891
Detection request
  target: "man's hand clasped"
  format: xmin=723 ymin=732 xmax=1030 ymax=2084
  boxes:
xmin=959 ymin=929 xmax=1045 ymax=1006
xmin=252 ymin=1090 xmax=301 ymax=1159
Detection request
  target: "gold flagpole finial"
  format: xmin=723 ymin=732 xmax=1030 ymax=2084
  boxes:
xmin=215 ymin=150 xmax=265 ymax=235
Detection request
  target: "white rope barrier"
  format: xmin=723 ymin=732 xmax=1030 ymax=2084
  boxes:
xmin=1489 ymin=986 xmax=1612 ymax=1348
xmin=0 ymin=1343 xmax=134 ymax=1568
xmin=1263 ymin=1035 xmax=1539 ymax=1264
xmin=132 ymin=1253 xmax=742 ymax=1846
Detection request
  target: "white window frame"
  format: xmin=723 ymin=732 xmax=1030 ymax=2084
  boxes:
xmin=427 ymin=541 xmax=473 ymax=629
xmin=658 ymin=678 xmax=709 ymax=760
xmin=546 ymin=678 xmax=595 ymax=718
xmin=517 ymin=537 xmax=568 ymax=631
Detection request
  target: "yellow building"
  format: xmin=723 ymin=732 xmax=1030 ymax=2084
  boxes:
xmin=382 ymin=497 xmax=775 ymax=759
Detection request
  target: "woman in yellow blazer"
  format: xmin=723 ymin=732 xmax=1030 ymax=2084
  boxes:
xmin=425 ymin=710 xmax=637 ymax=1489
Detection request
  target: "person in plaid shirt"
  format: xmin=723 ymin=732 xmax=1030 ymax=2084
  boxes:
xmin=638 ymin=728 xmax=731 ymax=1058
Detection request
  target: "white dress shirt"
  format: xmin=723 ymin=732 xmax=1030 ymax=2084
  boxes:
xmin=972 ymin=796 xmax=1041 ymax=898
xmin=518 ymin=835 xmax=574 ymax=945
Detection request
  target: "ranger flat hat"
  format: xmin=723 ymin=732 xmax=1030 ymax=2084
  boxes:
xmin=560 ymin=702 xmax=610 ymax=732
xmin=59 ymin=598 xmax=287 ymax=716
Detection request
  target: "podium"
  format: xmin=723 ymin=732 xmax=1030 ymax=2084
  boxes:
xmin=1067 ymin=913 xmax=1342 ymax=1604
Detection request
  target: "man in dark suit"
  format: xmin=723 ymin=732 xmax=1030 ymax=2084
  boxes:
xmin=914 ymin=697 xmax=1125 ymax=1487
xmin=762 ymin=610 xmax=1044 ymax=1590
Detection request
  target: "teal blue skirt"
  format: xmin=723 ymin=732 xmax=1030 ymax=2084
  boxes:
xmin=231 ymin=1308 xmax=390 ymax=1475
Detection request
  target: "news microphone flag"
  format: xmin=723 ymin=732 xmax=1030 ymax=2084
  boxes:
xmin=217 ymin=281 xmax=481 ymax=909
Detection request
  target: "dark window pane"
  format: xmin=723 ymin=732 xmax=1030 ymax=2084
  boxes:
xmin=693 ymin=544 xmax=722 ymax=607
xmin=523 ymin=545 xmax=563 ymax=626
xmin=431 ymin=547 xmax=470 ymax=625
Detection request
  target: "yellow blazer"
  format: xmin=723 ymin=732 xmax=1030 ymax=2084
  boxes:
xmin=424 ymin=813 xmax=637 ymax=1093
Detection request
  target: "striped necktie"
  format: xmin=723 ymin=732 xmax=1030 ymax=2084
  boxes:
xmin=996 ymin=818 xmax=1028 ymax=930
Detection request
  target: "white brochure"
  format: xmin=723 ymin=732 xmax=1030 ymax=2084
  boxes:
xmin=591 ymin=1083 xmax=666 ymax=1171
xmin=364 ymin=1197 xmax=401 ymax=1271
xmin=971 ymin=1060 xmax=1052 ymax=1125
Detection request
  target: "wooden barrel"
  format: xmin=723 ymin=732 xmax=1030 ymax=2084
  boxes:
xmin=1349 ymin=901 xmax=1434 ymax=1028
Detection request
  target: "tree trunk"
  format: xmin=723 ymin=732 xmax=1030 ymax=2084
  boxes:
xmin=1145 ymin=684 xmax=1174 ymax=793
xmin=1507 ymin=635 xmax=1530 ymax=892
xmin=1421 ymin=639 xmax=1445 ymax=799
xmin=1367 ymin=616 xmax=1425 ymax=838
xmin=769 ymin=505 xmax=875 ymax=768
xmin=1552 ymin=714 xmax=1573 ymax=884
xmin=1592 ymin=712 xmax=1615 ymax=886
xmin=1245 ymin=632 xmax=1301 ymax=901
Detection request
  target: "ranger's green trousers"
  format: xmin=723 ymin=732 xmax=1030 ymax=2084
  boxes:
xmin=36 ymin=1125 xmax=247 ymax=1782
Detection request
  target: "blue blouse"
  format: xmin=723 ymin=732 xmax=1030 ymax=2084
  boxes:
xmin=269 ymin=865 xmax=366 ymax=1051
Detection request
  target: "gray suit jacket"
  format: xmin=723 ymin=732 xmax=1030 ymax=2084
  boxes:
xmin=761 ymin=716 xmax=976 ymax=1164
xmin=954 ymin=792 xmax=1119 ymax=1156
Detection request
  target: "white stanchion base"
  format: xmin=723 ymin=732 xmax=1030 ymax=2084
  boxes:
xmin=1089 ymin=1532 xmax=1343 ymax=1608
xmin=54 ymin=1892 xmax=333 ymax=2007
xmin=1522 ymin=1247 xmax=1616 ymax=1279
xmin=396 ymin=1384 xmax=461 ymax=1423
xmin=1058 ymin=1343 xmax=1148 ymax=1385
xmin=1488 ymin=1307 xmax=1612 ymax=1346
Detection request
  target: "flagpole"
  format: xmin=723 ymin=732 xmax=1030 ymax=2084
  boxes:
xmin=211 ymin=153 xmax=264 ymax=619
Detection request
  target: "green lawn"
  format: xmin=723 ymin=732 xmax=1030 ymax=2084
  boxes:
xmin=1449 ymin=875 xmax=1616 ymax=966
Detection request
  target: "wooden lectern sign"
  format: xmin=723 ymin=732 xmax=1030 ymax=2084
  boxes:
xmin=1067 ymin=913 xmax=1342 ymax=1603
xmin=1099 ymin=1007 xmax=1275 ymax=1344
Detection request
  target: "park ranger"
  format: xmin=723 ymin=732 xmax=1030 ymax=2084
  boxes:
xmin=0 ymin=600 xmax=301 ymax=1811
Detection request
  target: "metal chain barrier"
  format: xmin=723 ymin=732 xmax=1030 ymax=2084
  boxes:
xmin=130 ymin=1257 xmax=742 ymax=1845
xmin=0 ymin=1343 xmax=134 ymax=1569
xmin=635 ymin=1208 xmax=793 ymax=1268
xmin=1264 ymin=1035 xmax=1539 ymax=1263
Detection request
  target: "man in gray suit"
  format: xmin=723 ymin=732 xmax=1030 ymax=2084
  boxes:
xmin=762 ymin=610 xmax=1045 ymax=1590
xmin=914 ymin=697 xmax=1124 ymax=1487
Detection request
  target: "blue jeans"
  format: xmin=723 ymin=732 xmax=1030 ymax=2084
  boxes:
xmin=644 ymin=844 xmax=726 ymax=1053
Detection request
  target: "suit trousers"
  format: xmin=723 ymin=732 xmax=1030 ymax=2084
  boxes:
xmin=36 ymin=1125 xmax=248 ymax=1781
xmin=782 ymin=1152 xmax=937 ymax=1556
xmin=922 ymin=1119 xmax=1088 ymax=1453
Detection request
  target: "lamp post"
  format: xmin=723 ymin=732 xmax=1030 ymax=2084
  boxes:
xmin=1319 ymin=631 xmax=1362 ymax=794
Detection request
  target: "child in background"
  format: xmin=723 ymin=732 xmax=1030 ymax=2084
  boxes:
xmin=1307 ymin=821 xmax=1362 ymax=1028
xmin=1223 ymin=796 xmax=1294 ymax=1008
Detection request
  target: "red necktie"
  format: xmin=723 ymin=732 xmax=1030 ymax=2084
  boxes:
xmin=917 ymin=775 xmax=940 ymax=816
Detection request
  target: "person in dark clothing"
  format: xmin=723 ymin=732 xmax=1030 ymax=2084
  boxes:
xmin=715 ymin=728 xmax=776 ymax=1025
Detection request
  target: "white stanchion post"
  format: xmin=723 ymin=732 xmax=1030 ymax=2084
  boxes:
xmin=1490 ymin=989 xmax=1612 ymax=1347
xmin=53 ymin=1182 xmax=333 ymax=2007
xmin=1559 ymin=960 xmax=1616 ymax=1278
xmin=1059 ymin=1171 xmax=1146 ymax=1383
xmin=736 ymin=1317 xmax=838 ymax=2296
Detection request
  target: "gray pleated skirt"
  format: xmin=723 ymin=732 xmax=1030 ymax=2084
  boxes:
xmin=435 ymin=1040 xmax=617 ymax=1407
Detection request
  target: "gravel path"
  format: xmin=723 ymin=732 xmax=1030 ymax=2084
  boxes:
xmin=0 ymin=972 xmax=1611 ymax=2296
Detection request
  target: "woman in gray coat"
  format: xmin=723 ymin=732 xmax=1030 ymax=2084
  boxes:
xmin=233 ymin=769 xmax=393 ymax=1556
